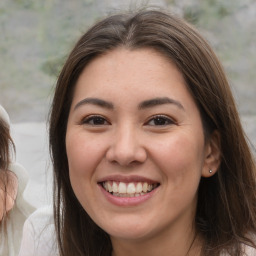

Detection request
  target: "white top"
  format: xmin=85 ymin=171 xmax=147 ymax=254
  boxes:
xmin=0 ymin=105 xmax=35 ymax=255
xmin=0 ymin=105 xmax=10 ymax=126
xmin=221 ymin=240 xmax=256 ymax=255
xmin=18 ymin=205 xmax=57 ymax=256
xmin=18 ymin=206 xmax=256 ymax=256
xmin=244 ymin=245 xmax=256 ymax=255
xmin=0 ymin=163 xmax=35 ymax=256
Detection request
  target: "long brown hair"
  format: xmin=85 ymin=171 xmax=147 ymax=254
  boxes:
xmin=0 ymin=117 xmax=15 ymax=221
xmin=0 ymin=118 xmax=14 ymax=171
xmin=49 ymin=10 xmax=256 ymax=255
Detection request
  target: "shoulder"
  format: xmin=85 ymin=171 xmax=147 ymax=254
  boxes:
xmin=220 ymin=234 xmax=256 ymax=256
xmin=26 ymin=205 xmax=54 ymax=224
xmin=18 ymin=205 xmax=58 ymax=256
xmin=243 ymin=234 xmax=256 ymax=255
xmin=9 ymin=163 xmax=35 ymax=216
xmin=23 ymin=205 xmax=55 ymax=240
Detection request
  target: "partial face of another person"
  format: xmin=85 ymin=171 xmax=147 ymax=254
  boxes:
xmin=66 ymin=48 xmax=216 ymax=242
xmin=0 ymin=171 xmax=18 ymax=221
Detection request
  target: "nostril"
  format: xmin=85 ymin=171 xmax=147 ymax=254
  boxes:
xmin=105 ymin=144 xmax=147 ymax=166
xmin=107 ymin=156 xmax=146 ymax=167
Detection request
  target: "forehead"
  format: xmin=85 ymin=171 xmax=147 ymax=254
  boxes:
xmin=70 ymin=47 xmax=197 ymax=112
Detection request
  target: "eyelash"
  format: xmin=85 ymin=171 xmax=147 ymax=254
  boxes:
xmin=145 ymin=115 xmax=176 ymax=126
xmin=81 ymin=115 xmax=110 ymax=126
xmin=81 ymin=114 xmax=176 ymax=127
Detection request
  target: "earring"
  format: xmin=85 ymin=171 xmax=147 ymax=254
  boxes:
xmin=209 ymin=169 xmax=213 ymax=173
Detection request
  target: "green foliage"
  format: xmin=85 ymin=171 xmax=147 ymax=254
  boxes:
xmin=183 ymin=6 xmax=201 ymax=24
xmin=0 ymin=8 xmax=6 ymax=15
xmin=14 ymin=0 xmax=36 ymax=9
xmin=41 ymin=56 xmax=66 ymax=77
xmin=165 ymin=0 xmax=174 ymax=4
xmin=183 ymin=0 xmax=235 ymax=26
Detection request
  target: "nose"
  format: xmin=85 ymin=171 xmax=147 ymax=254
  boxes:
xmin=105 ymin=125 xmax=147 ymax=166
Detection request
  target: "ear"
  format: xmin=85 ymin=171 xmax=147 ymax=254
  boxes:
xmin=2 ymin=171 xmax=18 ymax=213
xmin=201 ymin=130 xmax=221 ymax=178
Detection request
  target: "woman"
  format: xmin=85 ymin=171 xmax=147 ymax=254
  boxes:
xmin=49 ymin=10 xmax=256 ymax=255
xmin=0 ymin=109 xmax=17 ymax=221
xmin=0 ymin=105 xmax=35 ymax=255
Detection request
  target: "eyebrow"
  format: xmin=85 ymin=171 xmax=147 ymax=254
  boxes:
xmin=74 ymin=98 xmax=114 ymax=110
xmin=138 ymin=97 xmax=184 ymax=110
xmin=74 ymin=97 xmax=184 ymax=111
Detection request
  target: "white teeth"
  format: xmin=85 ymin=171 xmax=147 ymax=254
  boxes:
xmin=118 ymin=182 xmax=127 ymax=193
xmin=112 ymin=181 xmax=118 ymax=193
xmin=127 ymin=183 xmax=136 ymax=194
xmin=112 ymin=192 xmax=147 ymax=197
xmin=136 ymin=182 xmax=143 ymax=193
xmin=142 ymin=182 xmax=148 ymax=193
xmin=107 ymin=182 xmax=113 ymax=193
xmin=103 ymin=181 xmax=158 ymax=196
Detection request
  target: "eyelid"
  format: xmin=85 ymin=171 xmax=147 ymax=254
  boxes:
xmin=145 ymin=114 xmax=177 ymax=126
xmin=81 ymin=114 xmax=111 ymax=125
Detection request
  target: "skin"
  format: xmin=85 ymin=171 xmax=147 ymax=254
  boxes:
xmin=66 ymin=48 xmax=220 ymax=256
xmin=0 ymin=171 xmax=18 ymax=221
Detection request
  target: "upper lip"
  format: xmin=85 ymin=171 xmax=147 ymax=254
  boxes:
xmin=97 ymin=174 xmax=160 ymax=184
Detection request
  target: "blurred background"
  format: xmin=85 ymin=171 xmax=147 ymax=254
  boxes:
xmin=0 ymin=0 xmax=255 ymax=207
xmin=1 ymin=0 xmax=256 ymax=122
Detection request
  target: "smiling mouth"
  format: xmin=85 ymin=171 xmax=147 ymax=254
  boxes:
xmin=100 ymin=181 xmax=160 ymax=197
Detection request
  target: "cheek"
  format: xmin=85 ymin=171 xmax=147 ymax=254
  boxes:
xmin=66 ymin=133 xmax=97 ymax=206
xmin=66 ymin=132 xmax=104 ymax=177
xmin=150 ymin=132 xmax=205 ymax=182
xmin=0 ymin=190 xmax=4 ymax=220
xmin=66 ymin=131 xmax=110 ymax=209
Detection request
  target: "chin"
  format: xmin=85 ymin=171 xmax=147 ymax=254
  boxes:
xmin=99 ymin=218 xmax=154 ymax=241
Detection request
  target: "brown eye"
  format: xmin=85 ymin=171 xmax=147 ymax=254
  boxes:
xmin=146 ymin=115 xmax=175 ymax=126
xmin=82 ymin=115 xmax=110 ymax=126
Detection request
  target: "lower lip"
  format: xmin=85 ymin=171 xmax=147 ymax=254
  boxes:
xmin=99 ymin=185 xmax=159 ymax=207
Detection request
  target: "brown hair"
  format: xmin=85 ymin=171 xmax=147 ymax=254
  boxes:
xmin=0 ymin=117 xmax=15 ymax=221
xmin=49 ymin=10 xmax=256 ymax=255
xmin=0 ymin=118 xmax=14 ymax=170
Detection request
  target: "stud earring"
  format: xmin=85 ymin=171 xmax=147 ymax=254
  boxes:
xmin=209 ymin=169 xmax=213 ymax=173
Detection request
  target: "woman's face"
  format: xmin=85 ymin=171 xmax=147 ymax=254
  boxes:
xmin=0 ymin=171 xmax=18 ymax=220
xmin=66 ymin=48 xmax=214 ymax=243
